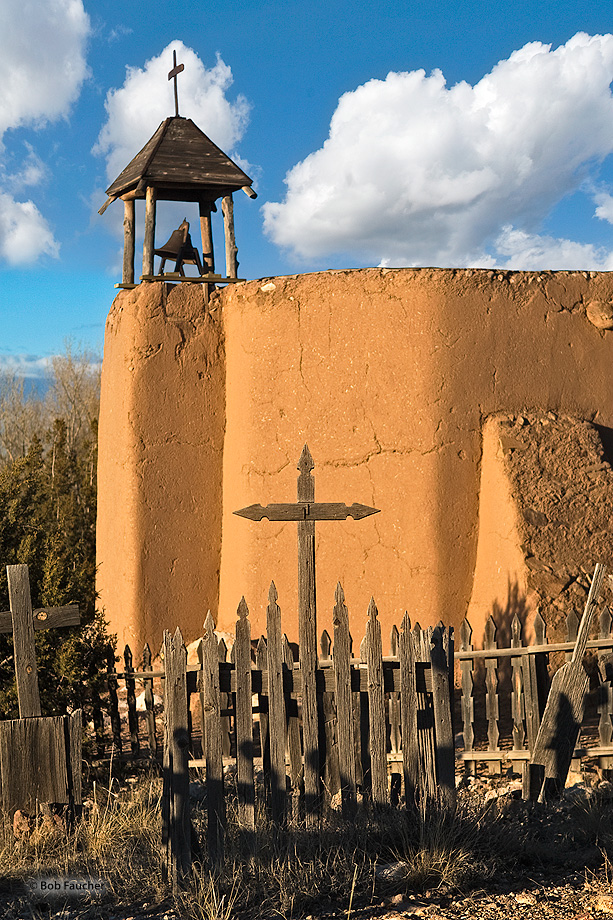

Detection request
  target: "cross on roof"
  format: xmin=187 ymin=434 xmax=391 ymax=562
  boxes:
xmin=168 ymin=50 xmax=185 ymax=118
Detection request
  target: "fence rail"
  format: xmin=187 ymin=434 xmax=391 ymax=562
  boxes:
xmin=99 ymin=600 xmax=613 ymax=785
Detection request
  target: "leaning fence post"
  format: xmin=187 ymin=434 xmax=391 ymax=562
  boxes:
xmin=162 ymin=627 xmax=191 ymax=892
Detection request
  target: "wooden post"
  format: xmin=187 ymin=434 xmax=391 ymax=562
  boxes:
xmin=319 ymin=628 xmax=340 ymax=806
xmin=256 ymin=637 xmax=270 ymax=791
xmin=106 ymin=646 xmax=122 ymax=753
xmin=332 ymin=583 xmax=356 ymax=813
xmin=7 ymin=565 xmax=41 ymax=718
xmin=199 ymin=199 xmax=215 ymax=272
xmin=297 ymin=446 xmax=319 ymax=820
xmin=122 ymin=198 xmax=135 ymax=285
xmin=266 ymin=582 xmax=286 ymax=824
xmin=283 ymin=635 xmax=303 ymax=822
xmin=459 ymin=618 xmax=475 ymax=776
xmin=430 ymin=625 xmax=455 ymax=803
xmin=125 ymin=645 xmax=139 ymax=756
xmin=366 ymin=598 xmax=387 ymax=805
xmin=222 ymin=194 xmax=238 ymax=278
xmin=414 ymin=625 xmax=437 ymax=802
xmin=202 ymin=612 xmax=225 ymax=864
xmin=484 ymin=616 xmax=500 ymax=774
xmin=162 ymin=627 xmax=191 ymax=891
xmin=399 ymin=612 xmax=419 ymax=808
xmin=598 ymin=606 xmax=613 ymax=775
xmin=142 ymin=186 xmax=157 ymax=277
xmin=234 ymin=598 xmax=255 ymax=834
xmin=510 ymin=614 xmax=527 ymax=790
xmin=142 ymin=643 xmax=157 ymax=756
xmin=218 ymin=638 xmax=231 ymax=758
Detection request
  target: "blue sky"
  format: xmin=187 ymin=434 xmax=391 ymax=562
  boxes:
xmin=2 ymin=0 xmax=613 ymax=373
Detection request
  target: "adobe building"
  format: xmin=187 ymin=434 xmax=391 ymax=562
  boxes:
xmin=96 ymin=267 xmax=613 ymax=654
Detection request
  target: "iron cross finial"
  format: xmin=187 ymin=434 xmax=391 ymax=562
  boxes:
xmin=168 ymin=49 xmax=185 ymax=117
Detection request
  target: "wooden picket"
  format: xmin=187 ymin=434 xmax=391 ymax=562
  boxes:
xmin=456 ymin=599 xmax=613 ymax=776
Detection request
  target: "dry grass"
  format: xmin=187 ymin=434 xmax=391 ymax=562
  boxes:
xmin=3 ymin=770 xmax=613 ymax=919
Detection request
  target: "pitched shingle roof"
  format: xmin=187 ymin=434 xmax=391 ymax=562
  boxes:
xmin=105 ymin=116 xmax=253 ymax=201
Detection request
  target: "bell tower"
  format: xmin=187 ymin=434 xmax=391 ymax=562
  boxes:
xmin=98 ymin=52 xmax=256 ymax=290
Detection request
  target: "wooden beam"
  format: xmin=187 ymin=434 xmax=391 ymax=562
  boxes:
xmin=221 ymin=194 xmax=238 ymax=279
xmin=242 ymin=186 xmax=257 ymax=199
xmin=98 ymin=196 xmax=116 ymax=215
xmin=123 ymin=199 xmax=135 ymax=285
xmin=0 ymin=604 xmax=80 ymax=635
xmin=142 ymin=186 xmax=157 ymax=277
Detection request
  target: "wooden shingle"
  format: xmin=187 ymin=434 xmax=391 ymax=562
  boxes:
xmin=105 ymin=116 xmax=253 ymax=202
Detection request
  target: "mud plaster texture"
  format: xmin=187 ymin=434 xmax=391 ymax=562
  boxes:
xmin=96 ymin=282 xmax=225 ymax=653
xmin=96 ymin=268 xmax=613 ymax=653
xmin=467 ymin=413 xmax=613 ymax=647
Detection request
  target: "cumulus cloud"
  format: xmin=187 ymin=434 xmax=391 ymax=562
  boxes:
xmin=0 ymin=0 xmax=90 ymax=264
xmin=94 ymin=41 xmax=251 ymax=184
xmin=494 ymin=225 xmax=613 ymax=270
xmin=0 ymin=0 xmax=90 ymax=138
xmin=263 ymin=33 xmax=613 ymax=269
xmin=0 ymin=192 xmax=59 ymax=264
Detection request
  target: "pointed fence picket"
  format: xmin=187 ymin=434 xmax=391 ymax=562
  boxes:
xmin=148 ymin=585 xmax=455 ymax=866
xmin=94 ymin=584 xmax=613 ymax=868
xmin=455 ymin=603 xmax=613 ymax=781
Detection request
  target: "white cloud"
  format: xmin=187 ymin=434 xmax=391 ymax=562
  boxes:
xmin=3 ymin=145 xmax=48 ymax=192
xmin=594 ymin=190 xmax=613 ymax=223
xmin=0 ymin=0 xmax=90 ymax=265
xmin=263 ymin=32 xmax=613 ymax=270
xmin=494 ymin=225 xmax=613 ymax=270
xmin=0 ymin=0 xmax=90 ymax=138
xmin=0 ymin=353 xmax=54 ymax=379
xmin=0 ymin=192 xmax=59 ymax=264
xmin=94 ymin=41 xmax=251 ymax=185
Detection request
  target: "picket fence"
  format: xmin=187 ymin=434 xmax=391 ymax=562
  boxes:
xmin=102 ymin=601 xmax=613 ymax=783
xmin=457 ymin=604 xmax=613 ymax=776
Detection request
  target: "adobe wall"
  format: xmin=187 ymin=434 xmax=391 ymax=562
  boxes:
xmin=96 ymin=268 xmax=613 ymax=652
xmin=96 ymin=282 xmax=225 ymax=653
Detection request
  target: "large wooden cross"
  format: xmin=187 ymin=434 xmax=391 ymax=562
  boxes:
xmin=168 ymin=50 xmax=185 ymax=118
xmin=2 ymin=564 xmax=80 ymax=718
xmin=234 ymin=444 xmax=379 ymax=814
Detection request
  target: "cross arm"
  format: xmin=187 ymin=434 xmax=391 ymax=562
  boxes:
xmin=0 ymin=604 xmax=80 ymax=635
xmin=234 ymin=502 xmax=380 ymax=522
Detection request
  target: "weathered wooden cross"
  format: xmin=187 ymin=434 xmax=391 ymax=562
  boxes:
xmin=234 ymin=444 xmax=379 ymax=813
xmin=168 ymin=50 xmax=185 ymax=118
xmin=0 ymin=564 xmax=82 ymax=817
xmin=1 ymin=564 xmax=80 ymax=719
